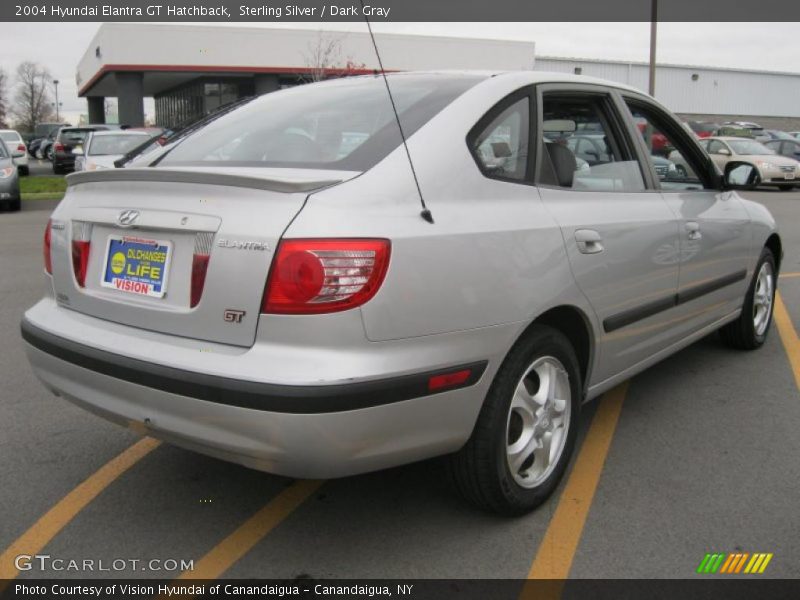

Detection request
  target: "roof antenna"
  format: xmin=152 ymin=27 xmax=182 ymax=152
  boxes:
xmin=359 ymin=2 xmax=434 ymax=224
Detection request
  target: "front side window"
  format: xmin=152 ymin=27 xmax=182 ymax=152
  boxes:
xmin=471 ymin=97 xmax=530 ymax=181
xmin=539 ymin=94 xmax=645 ymax=192
xmin=625 ymin=100 xmax=710 ymax=190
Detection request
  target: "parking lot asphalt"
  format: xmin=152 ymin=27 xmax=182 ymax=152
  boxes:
xmin=1 ymin=190 xmax=799 ymax=582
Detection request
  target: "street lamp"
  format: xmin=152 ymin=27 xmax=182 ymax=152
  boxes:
xmin=53 ymin=79 xmax=60 ymax=121
xmin=648 ymin=0 xmax=658 ymax=96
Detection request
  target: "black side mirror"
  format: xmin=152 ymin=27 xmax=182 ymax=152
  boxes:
xmin=723 ymin=161 xmax=759 ymax=190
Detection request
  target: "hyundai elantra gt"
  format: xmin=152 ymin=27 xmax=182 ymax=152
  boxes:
xmin=22 ymin=72 xmax=781 ymax=514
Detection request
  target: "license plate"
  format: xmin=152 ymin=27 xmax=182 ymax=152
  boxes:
xmin=785 ymin=173 xmax=795 ymax=180
xmin=101 ymin=236 xmax=172 ymax=298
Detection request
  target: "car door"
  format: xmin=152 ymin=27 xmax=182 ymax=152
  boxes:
xmin=621 ymin=95 xmax=751 ymax=335
xmin=534 ymin=85 xmax=682 ymax=383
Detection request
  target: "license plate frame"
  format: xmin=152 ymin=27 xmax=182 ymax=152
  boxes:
xmin=100 ymin=235 xmax=173 ymax=298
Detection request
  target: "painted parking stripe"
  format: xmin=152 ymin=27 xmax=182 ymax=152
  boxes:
xmin=173 ymin=479 xmax=323 ymax=582
xmin=774 ymin=292 xmax=800 ymax=391
xmin=779 ymin=272 xmax=800 ymax=279
xmin=0 ymin=437 xmax=160 ymax=585
xmin=524 ymin=383 xmax=628 ymax=583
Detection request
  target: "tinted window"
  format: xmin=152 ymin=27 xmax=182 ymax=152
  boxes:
xmin=539 ymin=94 xmax=645 ymax=192
xmin=160 ymin=74 xmax=483 ymax=171
xmin=625 ymin=100 xmax=710 ymax=190
xmin=471 ymin=98 xmax=530 ymax=181
xmin=89 ymin=134 xmax=150 ymax=156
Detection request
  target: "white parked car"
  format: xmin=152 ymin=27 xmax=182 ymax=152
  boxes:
xmin=0 ymin=129 xmax=30 ymax=175
xmin=74 ymin=130 xmax=152 ymax=172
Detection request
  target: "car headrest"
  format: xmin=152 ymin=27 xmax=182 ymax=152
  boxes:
xmin=546 ymin=143 xmax=577 ymax=188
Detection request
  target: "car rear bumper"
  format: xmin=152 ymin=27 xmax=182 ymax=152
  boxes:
xmin=21 ymin=300 xmax=505 ymax=478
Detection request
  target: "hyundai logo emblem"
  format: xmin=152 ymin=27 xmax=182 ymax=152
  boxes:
xmin=118 ymin=210 xmax=140 ymax=227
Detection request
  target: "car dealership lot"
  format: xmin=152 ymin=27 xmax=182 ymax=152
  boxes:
xmin=1 ymin=191 xmax=800 ymax=581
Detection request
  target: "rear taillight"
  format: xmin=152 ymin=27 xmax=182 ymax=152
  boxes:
xmin=43 ymin=220 xmax=52 ymax=275
xmin=71 ymin=222 xmax=93 ymax=287
xmin=262 ymin=239 xmax=391 ymax=314
xmin=190 ymin=233 xmax=213 ymax=308
xmin=54 ymin=142 xmax=64 ymax=153
xmin=17 ymin=144 xmax=26 ymax=153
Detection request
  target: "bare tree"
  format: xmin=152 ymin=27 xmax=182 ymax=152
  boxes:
xmin=0 ymin=69 xmax=8 ymax=128
xmin=303 ymin=33 xmax=344 ymax=82
xmin=11 ymin=61 xmax=55 ymax=132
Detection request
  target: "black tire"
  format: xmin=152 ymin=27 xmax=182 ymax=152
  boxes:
xmin=778 ymin=185 xmax=794 ymax=192
xmin=9 ymin=198 xmax=21 ymax=212
xmin=720 ymin=248 xmax=776 ymax=350
xmin=448 ymin=325 xmax=582 ymax=515
xmin=19 ymin=166 xmax=29 ymax=176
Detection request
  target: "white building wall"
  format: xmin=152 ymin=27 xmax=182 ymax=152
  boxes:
xmin=536 ymin=57 xmax=800 ymax=118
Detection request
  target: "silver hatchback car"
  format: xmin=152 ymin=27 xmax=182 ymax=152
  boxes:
xmin=22 ymin=72 xmax=781 ymax=514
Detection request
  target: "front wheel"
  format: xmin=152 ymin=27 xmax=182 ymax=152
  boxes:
xmin=448 ymin=325 xmax=581 ymax=515
xmin=720 ymin=248 xmax=776 ymax=350
xmin=778 ymin=185 xmax=794 ymax=192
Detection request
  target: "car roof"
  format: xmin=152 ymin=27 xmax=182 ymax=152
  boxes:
xmin=0 ymin=129 xmax=21 ymax=134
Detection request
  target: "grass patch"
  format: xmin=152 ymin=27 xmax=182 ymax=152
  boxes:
xmin=22 ymin=192 xmax=64 ymax=201
xmin=20 ymin=176 xmax=67 ymax=195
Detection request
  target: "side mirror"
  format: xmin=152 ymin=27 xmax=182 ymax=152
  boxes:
xmin=72 ymin=146 xmax=84 ymax=156
xmin=724 ymin=161 xmax=758 ymax=190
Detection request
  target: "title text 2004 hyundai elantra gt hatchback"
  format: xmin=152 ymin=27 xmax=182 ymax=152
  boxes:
xmin=22 ymin=72 xmax=781 ymax=514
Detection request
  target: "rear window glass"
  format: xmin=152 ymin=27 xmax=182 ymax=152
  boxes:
xmin=159 ymin=74 xmax=483 ymax=171
xmin=89 ymin=134 xmax=149 ymax=156
xmin=0 ymin=132 xmax=21 ymax=142
xmin=60 ymin=130 xmax=92 ymax=143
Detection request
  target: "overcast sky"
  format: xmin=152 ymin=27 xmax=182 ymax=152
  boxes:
xmin=0 ymin=22 xmax=796 ymax=124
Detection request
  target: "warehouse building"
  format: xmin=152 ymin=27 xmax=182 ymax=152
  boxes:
xmin=76 ymin=24 xmax=800 ymax=129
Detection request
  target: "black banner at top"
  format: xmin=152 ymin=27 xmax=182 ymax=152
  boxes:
xmin=3 ymin=0 xmax=800 ymax=22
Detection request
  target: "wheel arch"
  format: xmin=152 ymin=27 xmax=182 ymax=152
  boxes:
xmin=765 ymin=233 xmax=782 ymax=273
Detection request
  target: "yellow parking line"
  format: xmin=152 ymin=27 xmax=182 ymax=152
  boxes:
xmin=175 ymin=480 xmax=323 ymax=581
xmin=0 ymin=437 xmax=160 ymax=585
xmin=779 ymin=272 xmax=800 ymax=279
xmin=774 ymin=292 xmax=800 ymax=391
xmin=524 ymin=383 xmax=628 ymax=586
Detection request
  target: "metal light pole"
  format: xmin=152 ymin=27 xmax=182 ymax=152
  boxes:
xmin=53 ymin=79 xmax=60 ymax=121
xmin=648 ymin=0 xmax=658 ymax=96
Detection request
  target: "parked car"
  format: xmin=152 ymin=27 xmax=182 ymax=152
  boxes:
xmin=685 ymin=121 xmax=719 ymax=138
xmin=762 ymin=130 xmax=795 ymax=141
xmin=74 ymin=130 xmax=153 ymax=172
xmin=703 ymin=136 xmax=799 ymax=190
xmin=0 ymin=138 xmax=21 ymax=211
xmin=722 ymin=121 xmax=769 ymax=142
xmin=52 ymin=125 xmax=118 ymax=174
xmin=788 ymin=132 xmax=800 ymax=139
xmin=763 ymin=138 xmax=800 ymax=163
xmin=22 ymin=72 xmax=781 ymax=515
xmin=0 ymin=129 xmax=30 ymax=175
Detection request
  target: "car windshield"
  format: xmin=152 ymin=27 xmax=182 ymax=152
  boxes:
xmin=62 ymin=130 xmax=91 ymax=143
xmin=159 ymin=74 xmax=484 ymax=171
xmin=728 ymin=140 xmax=774 ymax=155
xmin=89 ymin=134 xmax=149 ymax=156
xmin=0 ymin=132 xmax=20 ymax=142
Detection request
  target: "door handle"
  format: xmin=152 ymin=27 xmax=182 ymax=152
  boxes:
xmin=575 ymin=229 xmax=604 ymax=254
xmin=686 ymin=221 xmax=702 ymax=241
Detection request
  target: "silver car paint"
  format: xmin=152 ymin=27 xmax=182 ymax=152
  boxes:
xmin=23 ymin=71 xmax=779 ymax=478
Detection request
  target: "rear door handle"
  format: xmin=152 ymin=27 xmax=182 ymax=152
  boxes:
xmin=575 ymin=229 xmax=604 ymax=254
xmin=686 ymin=221 xmax=702 ymax=240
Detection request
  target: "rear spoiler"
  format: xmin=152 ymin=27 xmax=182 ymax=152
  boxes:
xmin=66 ymin=168 xmax=342 ymax=194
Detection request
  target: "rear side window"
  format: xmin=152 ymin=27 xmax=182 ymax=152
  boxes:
xmin=538 ymin=94 xmax=645 ymax=192
xmin=470 ymin=98 xmax=530 ymax=182
xmin=0 ymin=142 xmax=8 ymax=158
xmin=160 ymin=74 xmax=483 ymax=172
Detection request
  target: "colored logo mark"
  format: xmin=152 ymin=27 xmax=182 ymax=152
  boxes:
xmin=697 ymin=552 xmax=773 ymax=574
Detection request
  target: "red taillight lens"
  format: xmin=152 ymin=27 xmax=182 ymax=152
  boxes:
xmin=190 ymin=254 xmax=210 ymax=308
xmin=43 ymin=220 xmax=53 ymax=274
xmin=71 ymin=241 xmax=90 ymax=287
xmin=17 ymin=144 xmax=26 ymax=153
xmin=54 ymin=142 xmax=64 ymax=153
xmin=262 ymin=239 xmax=391 ymax=314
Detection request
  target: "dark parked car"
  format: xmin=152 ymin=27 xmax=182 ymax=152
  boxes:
xmin=764 ymin=139 xmax=800 ymax=162
xmin=0 ymin=139 xmax=21 ymax=212
xmin=52 ymin=125 xmax=117 ymax=174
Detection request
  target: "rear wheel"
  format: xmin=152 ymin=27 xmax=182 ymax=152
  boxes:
xmin=448 ymin=325 xmax=581 ymax=515
xmin=778 ymin=185 xmax=794 ymax=191
xmin=720 ymin=248 xmax=776 ymax=350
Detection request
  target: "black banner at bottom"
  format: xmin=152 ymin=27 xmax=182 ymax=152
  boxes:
xmin=2 ymin=579 xmax=800 ymax=600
